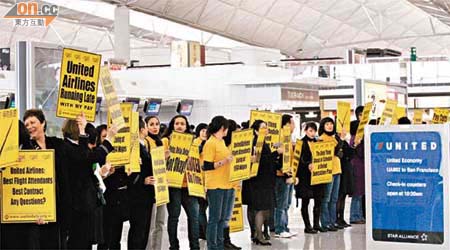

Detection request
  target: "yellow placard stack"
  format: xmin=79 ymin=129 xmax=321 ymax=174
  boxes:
xmin=291 ymin=139 xmax=303 ymax=179
xmin=151 ymin=147 xmax=170 ymax=206
xmin=229 ymin=129 xmax=253 ymax=182
xmin=337 ymin=101 xmax=351 ymax=133
xmin=250 ymin=127 xmax=267 ymax=178
xmin=107 ymin=103 xmax=132 ymax=166
xmin=1 ymin=150 xmax=56 ymax=223
xmin=57 ymin=48 xmax=101 ymax=122
xmin=355 ymin=102 xmax=373 ymax=142
xmin=229 ymin=186 xmax=244 ymax=233
xmin=100 ymin=66 xmax=125 ymax=130
xmin=379 ymin=99 xmax=398 ymax=125
xmin=186 ymin=144 xmax=205 ymax=199
xmin=125 ymin=111 xmax=140 ymax=173
xmin=413 ymin=110 xmax=423 ymax=124
xmin=432 ymin=108 xmax=449 ymax=124
xmin=281 ymin=125 xmax=292 ymax=173
xmin=250 ymin=110 xmax=282 ymax=151
xmin=166 ymin=132 xmax=193 ymax=188
xmin=0 ymin=109 xmax=19 ymax=167
xmin=310 ymin=141 xmax=335 ymax=185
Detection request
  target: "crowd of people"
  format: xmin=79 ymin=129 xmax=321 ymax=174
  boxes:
xmin=0 ymin=105 xmax=407 ymax=250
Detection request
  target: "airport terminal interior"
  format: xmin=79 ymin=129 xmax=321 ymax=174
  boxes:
xmin=1 ymin=0 xmax=450 ymax=250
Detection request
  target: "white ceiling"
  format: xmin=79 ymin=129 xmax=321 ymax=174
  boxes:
xmin=2 ymin=0 xmax=450 ymax=59
xmin=102 ymin=0 xmax=450 ymax=57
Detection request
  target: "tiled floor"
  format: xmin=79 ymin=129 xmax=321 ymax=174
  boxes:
xmin=115 ymin=199 xmax=366 ymax=250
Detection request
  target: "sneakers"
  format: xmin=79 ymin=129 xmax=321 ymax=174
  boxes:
xmin=288 ymin=231 xmax=298 ymax=237
xmin=274 ymin=231 xmax=292 ymax=238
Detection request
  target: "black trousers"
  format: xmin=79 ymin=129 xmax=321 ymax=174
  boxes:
xmin=128 ymin=202 xmax=154 ymax=250
xmin=98 ymin=190 xmax=129 ymax=250
xmin=67 ymin=211 xmax=92 ymax=249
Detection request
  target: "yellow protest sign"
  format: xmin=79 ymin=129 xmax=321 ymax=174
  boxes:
xmin=281 ymin=126 xmax=292 ymax=173
xmin=125 ymin=112 xmax=140 ymax=173
xmin=229 ymin=186 xmax=244 ymax=233
xmin=432 ymin=108 xmax=449 ymax=124
xmin=250 ymin=110 xmax=282 ymax=151
xmin=310 ymin=141 xmax=334 ymax=185
xmin=0 ymin=109 xmax=18 ymax=167
xmin=355 ymin=102 xmax=373 ymax=142
xmin=166 ymin=132 xmax=193 ymax=188
xmin=413 ymin=110 xmax=423 ymax=124
xmin=56 ymin=48 xmax=101 ymax=122
xmin=100 ymin=67 xmax=125 ymax=130
xmin=186 ymin=144 xmax=205 ymax=199
xmin=1 ymin=150 xmax=56 ymax=223
xmin=107 ymin=103 xmax=132 ymax=166
xmin=395 ymin=106 xmax=406 ymax=119
xmin=151 ymin=146 xmax=170 ymax=206
xmin=291 ymin=139 xmax=303 ymax=179
xmin=336 ymin=101 xmax=351 ymax=133
xmin=250 ymin=128 xmax=267 ymax=178
xmin=229 ymin=129 xmax=253 ymax=182
xmin=379 ymin=99 xmax=398 ymax=125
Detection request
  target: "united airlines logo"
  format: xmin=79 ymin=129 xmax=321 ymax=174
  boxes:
xmin=376 ymin=141 xmax=437 ymax=151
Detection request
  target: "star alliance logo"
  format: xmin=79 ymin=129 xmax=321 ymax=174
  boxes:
xmin=420 ymin=233 xmax=428 ymax=242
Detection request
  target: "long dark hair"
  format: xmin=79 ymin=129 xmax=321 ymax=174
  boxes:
xmin=162 ymin=115 xmax=190 ymax=138
xmin=282 ymin=114 xmax=292 ymax=127
xmin=195 ymin=123 xmax=208 ymax=138
xmin=318 ymin=117 xmax=336 ymax=136
xmin=145 ymin=115 xmax=163 ymax=146
xmin=250 ymin=120 xmax=265 ymax=138
xmin=96 ymin=124 xmax=107 ymax=146
xmin=207 ymin=116 xmax=229 ymax=137
xmin=224 ymin=119 xmax=237 ymax=147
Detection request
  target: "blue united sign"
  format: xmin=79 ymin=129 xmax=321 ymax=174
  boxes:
xmin=370 ymin=131 xmax=444 ymax=244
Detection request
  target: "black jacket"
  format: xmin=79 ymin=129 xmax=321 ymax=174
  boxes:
xmin=295 ymin=136 xmax=324 ymax=199
xmin=127 ymin=143 xmax=155 ymax=205
xmin=31 ymin=136 xmax=72 ymax=231
xmin=64 ymin=136 xmax=114 ymax=214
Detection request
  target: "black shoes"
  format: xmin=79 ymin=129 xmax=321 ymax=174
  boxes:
xmin=333 ymin=224 xmax=345 ymax=230
xmin=313 ymin=226 xmax=328 ymax=233
xmin=337 ymin=220 xmax=352 ymax=228
xmin=254 ymin=238 xmax=272 ymax=246
xmin=326 ymin=225 xmax=339 ymax=232
xmin=224 ymin=242 xmax=242 ymax=250
xmin=304 ymin=227 xmax=318 ymax=234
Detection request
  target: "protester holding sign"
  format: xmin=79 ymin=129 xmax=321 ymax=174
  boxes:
xmin=162 ymin=115 xmax=200 ymax=250
xmin=295 ymin=122 xmax=325 ymax=233
xmin=23 ymin=109 xmax=72 ymax=249
xmin=1 ymin=121 xmax=35 ymax=250
xmin=144 ymin=115 xmax=166 ymax=250
xmin=242 ymin=120 xmax=281 ymax=246
xmin=127 ymin=117 xmax=156 ymax=249
xmin=202 ymin=116 xmax=234 ymax=250
xmin=60 ymin=116 xmax=111 ymax=249
xmin=318 ymin=117 xmax=346 ymax=232
xmin=221 ymin=119 xmax=242 ymax=250
xmin=97 ymin=124 xmax=130 ymax=250
xmin=192 ymin=122 xmax=209 ymax=241
xmin=274 ymin=114 xmax=297 ymax=239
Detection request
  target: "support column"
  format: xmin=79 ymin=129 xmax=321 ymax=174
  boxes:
xmin=114 ymin=6 xmax=130 ymax=63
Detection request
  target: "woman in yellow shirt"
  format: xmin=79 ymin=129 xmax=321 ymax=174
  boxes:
xmin=162 ymin=115 xmax=200 ymax=250
xmin=318 ymin=117 xmax=346 ymax=232
xmin=202 ymin=116 xmax=234 ymax=250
